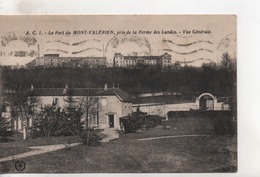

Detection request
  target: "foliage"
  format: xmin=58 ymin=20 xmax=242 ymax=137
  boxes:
xmin=0 ymin=110 xmax=13 ymax=142
xmin=167 ymin=110 xmax=237 ymax=135
xmin=30 ymin=106 xmax=61 ymax=138
xmin=120 ymin=113 xmax=163 ymax=133
xmin=3 ymin=68 xmax=41 ymax=139
xmin=220 ymin=53 xmax=236 ymax=71
xmin=31 ymin=96 xmax=85 ymax=138
xmin=79 ymin=96 xmax=99 ymax=128
xmin=8 ymin=88 xmax=40 ymax=139
xmin=2 ymin=53 xmax=236 ymax=99
xmin=60 ymin=94 xmax=84 ymax=136
xmin=30 ymin=94 xmax=100 ymax=138
xmin=80 ymin=128 xmax=102 ymax=146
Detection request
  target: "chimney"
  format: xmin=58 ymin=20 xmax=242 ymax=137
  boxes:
xmin=30 ymin=84 xmax=34 ymax=91
xmin=104 ymin=83 xmax=108 ymax=90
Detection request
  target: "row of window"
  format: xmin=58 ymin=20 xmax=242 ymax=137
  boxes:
xmin=38 ymin=98 xmax=132 ymax=112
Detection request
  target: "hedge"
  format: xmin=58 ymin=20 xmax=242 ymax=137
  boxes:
xmin=167 ymin=110 xmax=237 ymax=135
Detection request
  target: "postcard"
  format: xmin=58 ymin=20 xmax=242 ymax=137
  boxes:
xmin=0 ymin=15 xmax=237 ymax=173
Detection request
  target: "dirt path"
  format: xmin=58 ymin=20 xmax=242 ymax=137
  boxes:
xmin=0 ymin=143 xmax=80 ymax=163
xmin=0 ymin=128 xmax=120 ymax=163
xmin=138 ymin=134 xmax=211 ymax=141
xmin=0 ymin=129 xmax=119 ymax=163
xmin=100 ymin=128 xmax=119 ymax=142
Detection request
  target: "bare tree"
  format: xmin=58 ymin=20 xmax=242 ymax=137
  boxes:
xmin=78 ymin=96 xmax=100 ymax=129
xmin=8 ymin=82 xmax=40 ymax=139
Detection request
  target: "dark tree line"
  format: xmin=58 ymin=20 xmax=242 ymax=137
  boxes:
xmin=1 ymin=53 xmax=236 ymax=98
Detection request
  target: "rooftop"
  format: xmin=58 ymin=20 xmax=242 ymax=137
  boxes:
xmin=36 ymin=56 xmax=106 ymax=60
xmin=28 ymin=87 xmax=132 ymax=102
xmin=29 ymin=88 xmax=103 ymax=96
xmin=133 ymin=95 xmax=194 ymax=105
xmin=97 ymin=88 xmax=132 ymax=102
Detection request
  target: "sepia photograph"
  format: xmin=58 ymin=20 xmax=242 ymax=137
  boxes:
xmin=0 ymin=15 xmax=237 ymax=173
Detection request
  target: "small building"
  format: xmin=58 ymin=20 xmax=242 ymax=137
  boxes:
xmin=97 ymin=87 xmax=132 ymax=129
xmin=11 ymin=84 xmax=132 ymax=131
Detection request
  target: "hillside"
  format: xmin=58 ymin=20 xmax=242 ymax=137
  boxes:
xmin=1 ymin=63 xmax=236 ymax=98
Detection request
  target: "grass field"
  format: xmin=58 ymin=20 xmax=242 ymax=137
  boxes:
xmin=0 ymin=130 xmax=237 ymax=173
xmin=0 ymin=133 xmax=80 ymax=158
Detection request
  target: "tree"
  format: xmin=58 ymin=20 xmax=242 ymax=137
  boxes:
xmin=28 ymin=90 xmax=100 ymax=138
xmin=56 ymin=92 xmax=85 ymax=136
xmin=78 ymin=96 xmax=101 ymax=146
xmin=15 ymin=95 xmax=40 ymax=139
xmin=80 ymin=96 xmax=100 ymax=129
xmin=173 ymin=61 xmax=182 ymax=70
xmin=202 ymin=62 xmax=217 ymax=69
xmin=31 ymin=105 xmax=61 ymax=137
xmin=220 ymin=53 xmax=236 ymax=71
xmin=0 ymin=105 xmax=12 ymax=142
xmin=7 ymin=81 xmax=40 ymax=139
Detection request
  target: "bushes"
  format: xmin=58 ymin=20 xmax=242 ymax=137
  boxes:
xmin=120 ymin=114 xmax=163 ymax=133
xmin=80 ymin=129 xmax=102 ymax=146
xmin=167 ymin=110 xmax=237 ymax=135
xmin=167 ymin=110 xmax=234 ymax=119
xmin=30 ymin=102 xmax=84 ymax=138
xmin=0 ymin=117 xmax=13 ymax=142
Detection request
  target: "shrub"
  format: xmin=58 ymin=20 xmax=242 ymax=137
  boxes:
xmin=80 ymin=129 xmax=102 ymax=146
xmin=0 ymin=116 xmax=13 ymax=142
xmin=120 ymin=114 xmax=163 ymax=133
xmin=167 ymin=110 xmax=237 ymax=135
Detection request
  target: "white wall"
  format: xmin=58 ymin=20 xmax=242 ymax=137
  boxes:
xmin=98 ymin=96 xmax=131 ymax=129
xmin=133 ymin=101 xmax=229 ymax=117
xmin=133 ymin=102 xmax=198 ymax=117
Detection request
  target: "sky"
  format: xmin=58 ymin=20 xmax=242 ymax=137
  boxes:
xmin=0 ymin=15 xmax=236 ymax=66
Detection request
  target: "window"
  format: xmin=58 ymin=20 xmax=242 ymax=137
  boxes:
xmin=101 ymin=98 xmax=107 ymax=110
xmin=90 ymin=114 xmax=97 ymax=125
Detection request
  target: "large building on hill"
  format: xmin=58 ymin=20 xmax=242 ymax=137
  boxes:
xmin=113 ymin=52 xmax=172 ymax=67
xmin=26 ymin=54 xmax=107 ymax=68
xmin=25 ymin=53 xmax=172 ymax=68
